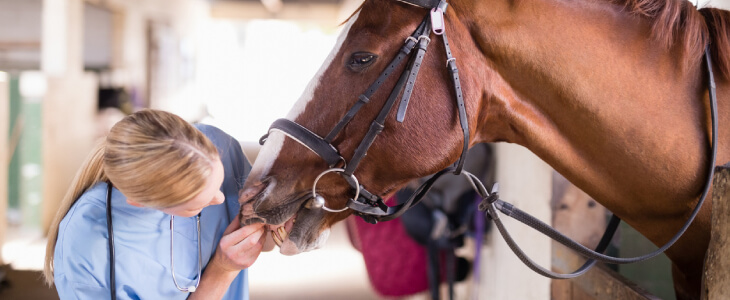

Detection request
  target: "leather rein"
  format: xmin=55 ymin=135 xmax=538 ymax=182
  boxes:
xmin=259 ymin=0 xmax=719 ymax=279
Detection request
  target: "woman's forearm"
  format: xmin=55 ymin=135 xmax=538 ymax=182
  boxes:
xmin=187 ymin=262 xmax=240 ymax=300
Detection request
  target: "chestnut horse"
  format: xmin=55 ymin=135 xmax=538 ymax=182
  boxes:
xmin=239 ymin=0 xmax=730 ymax=298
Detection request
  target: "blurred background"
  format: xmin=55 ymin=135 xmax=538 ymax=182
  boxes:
xmin=0 ymin=0 xmax=376 ymax=299
xmin=0 ymin=0 xmax=728 ymax=299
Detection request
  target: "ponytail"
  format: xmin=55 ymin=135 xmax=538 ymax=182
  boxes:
xmin=43 ymin=140 xmax=107 ymax=285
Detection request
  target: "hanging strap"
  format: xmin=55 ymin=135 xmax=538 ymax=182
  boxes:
xmin=397 ymin=34 xmax=432 ymax=122
xmin=442 ymin=29 xmax=469 ymax=175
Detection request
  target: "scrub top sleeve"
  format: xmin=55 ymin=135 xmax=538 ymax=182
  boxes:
xmin=69 ymin=283 xmax=112 ymax=300
xmin=54 ymin=198 xmax=117 ymax=300
xmin=55 ymin=257 xmax=114 ymax=300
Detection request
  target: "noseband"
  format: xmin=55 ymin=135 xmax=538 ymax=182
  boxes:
xmin=260 ymin=0 xmax=464 ymax=224
xmin=259 ymin=0 xmax=720 ymax=280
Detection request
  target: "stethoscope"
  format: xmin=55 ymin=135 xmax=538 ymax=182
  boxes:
xmin=105 ymin=182 xmax=202 ymax=300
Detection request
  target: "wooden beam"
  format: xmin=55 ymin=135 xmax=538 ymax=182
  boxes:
xmin=260 ymin=0 xmax=283 ymax=13
xmin=702 ymin=165 xmax=730 ymax=299
xmin=479 ymin=144 xmax=552 ymax=299
xmin=42 ymin=0 xmax=85 ymax=76
xmin=0 ymin=72 xmax=8 ymax=265
xmin=210 ymin=1 xmax=343 ymax=25
xmin=41 ymin=73 xmax=96 ymax=233
xmin=553 ymin=245 xmax=660 ymax=300
xmin=0 ymin=41 xmax=41 ymax=50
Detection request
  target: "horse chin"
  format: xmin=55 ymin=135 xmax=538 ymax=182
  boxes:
xmin=279 ymin=227 xmax=331 ymax=255
xmin=269 ymin=204 xmax=332 ymax=255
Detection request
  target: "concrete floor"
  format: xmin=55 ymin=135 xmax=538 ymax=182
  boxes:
xmin=249 ymin=223 xmax=385 ymax=300
xmin=0 ymin=222 xmax=401 ymax=300
xmin=1 ymin=226 xmax=58 ymax=300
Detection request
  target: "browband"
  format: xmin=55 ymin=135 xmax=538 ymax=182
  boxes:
xmin=394 ymin=0 xmax=445 ymax=9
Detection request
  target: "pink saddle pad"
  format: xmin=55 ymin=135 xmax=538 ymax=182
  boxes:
xmin=346 ymin=198 xmax=429 ymax=297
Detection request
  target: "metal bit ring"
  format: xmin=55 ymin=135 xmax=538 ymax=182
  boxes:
xmin=311 ymin=168 xmax=360 ymax=213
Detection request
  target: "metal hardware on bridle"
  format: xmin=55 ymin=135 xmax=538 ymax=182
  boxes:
xmin=310 ymin=168 xmax=360 ymax=212
xmin=259 ymin=0 xmax=469 ymax=225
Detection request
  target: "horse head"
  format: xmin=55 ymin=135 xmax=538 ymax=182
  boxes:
xmin=238 ymin=2 xmax=730 ymax=298
xmin=238 ymin=0 xmax=494 ymax=255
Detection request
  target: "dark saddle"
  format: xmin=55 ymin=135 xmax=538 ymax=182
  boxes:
xmin=400 ymin=143 xmax=493 ymax=300
xmin=348 ymin=143 xmax=493 ymax=299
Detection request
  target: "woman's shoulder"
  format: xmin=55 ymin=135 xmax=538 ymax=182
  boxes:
xmin=194 ymin=123 xmax=236 ymax=146
xmin=55 ymin=183 xmax=110 ymax=263
xmin=194 ymin=123 xmax=251 ymax=184
xmin=66 ymin=182 xmax=109 ymax=217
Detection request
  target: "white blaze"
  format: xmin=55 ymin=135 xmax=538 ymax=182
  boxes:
xmin=249 ymin=12 xmax=361 ymax=183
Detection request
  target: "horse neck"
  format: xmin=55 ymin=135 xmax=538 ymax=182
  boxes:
xmin=463 ymin=0 xmax=710 ymax=221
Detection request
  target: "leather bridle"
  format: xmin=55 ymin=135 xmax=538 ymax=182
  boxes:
xmin=260 ymin=0 xmax=463 ymax=224
xmin=259 ymin=0 xmax=720 ymax=279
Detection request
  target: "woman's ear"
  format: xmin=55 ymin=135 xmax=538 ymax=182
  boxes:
xmin=126 ymin=198 xmax=144 ymax=207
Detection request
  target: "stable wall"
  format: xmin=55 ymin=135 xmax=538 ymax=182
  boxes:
xmin=480 ymin=143 xmax=552 ymax=299
xmin=40 ymin=74 xmax=97 ymax=232
xmin=85 ymin=0 xmax=210 ymax=118
xmin=39 ymin=0 xmax=98 ymax=232
xmin=39 ymin=0 xmax=209 ymax=232
xmin=0 ymin=72 xmax=8 ymax=264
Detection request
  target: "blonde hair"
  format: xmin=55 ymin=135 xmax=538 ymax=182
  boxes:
xmin=43 ymin=109 xmax=219 ymax=285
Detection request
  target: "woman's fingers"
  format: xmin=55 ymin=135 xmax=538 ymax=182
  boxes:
xmin=220 ymin=221 xmax=264 ymax=250
xmin=216 ymin=220 xmax=266 ymax=270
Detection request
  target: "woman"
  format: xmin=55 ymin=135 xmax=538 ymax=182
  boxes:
xmin=43 ymin=109 xmax=264 ymax=299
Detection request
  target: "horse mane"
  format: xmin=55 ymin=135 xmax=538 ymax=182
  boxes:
xmin=611 ymin=0 xmax=730 ymax=79
xmin=341 ymin=0 xmax=730 ymax=79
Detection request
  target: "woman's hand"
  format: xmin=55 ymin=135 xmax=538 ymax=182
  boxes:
xmin=190 ymin=215 xmax=265 ymax=299
xmin=211 ymin=215 xmax=266 ymax=272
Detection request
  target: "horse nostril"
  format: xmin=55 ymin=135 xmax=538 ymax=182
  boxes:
xmin=240 ymin=181 xmax=268 ymax=204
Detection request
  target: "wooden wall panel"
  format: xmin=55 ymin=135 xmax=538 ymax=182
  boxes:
xmin=702 ymin=165 xmax=730 ymax=299
xmin=41 ymin=73 xmax=96 ymax=233
xmin=478 ymin=143 xmax=552 ymax=300
xmin=0 ymin=73 xmax=8 ymax=264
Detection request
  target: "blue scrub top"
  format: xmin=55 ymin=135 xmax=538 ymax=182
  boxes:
xmin=53 ymin=124 xmax=251 ymax=300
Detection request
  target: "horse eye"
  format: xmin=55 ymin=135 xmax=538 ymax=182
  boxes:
xmin=347 ymin=52 xmax=377 ymax=72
